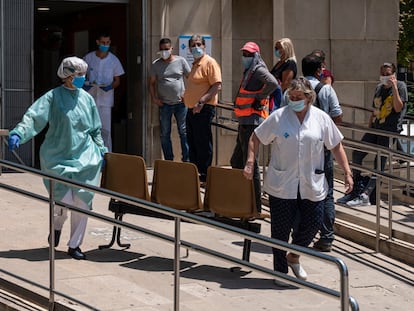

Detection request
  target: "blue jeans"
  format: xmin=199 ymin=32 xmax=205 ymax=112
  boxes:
xmin=319 ymin=150 xmax=335 ymax=242
xmin=159 ymin=103 xmax=189 ymax=162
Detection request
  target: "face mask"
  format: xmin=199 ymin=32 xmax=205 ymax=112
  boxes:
xmin=379 ymin=75 xmax=390 ymax=86
xmin=99 ymin=44 xmax=110 ymax=53
xmin=274 ymin=49 xmax=281 ymax=58
xmin=160 ymin=49 xmax=171 ymax=60
xmin=242 ymin=56 xmax=253 ymax=69
xmin=72 ymin=75 xmax=86 ymax=88
xmin=288 ymin=98 xmax=306 ymax=112
xmin=191 ymin=47 xmax=204 ymax=59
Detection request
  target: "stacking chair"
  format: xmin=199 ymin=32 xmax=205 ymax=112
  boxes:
xmin=99 ymin=152 xmax=150 ymax=249
xmin=204 ymin=166 xmax=259 ymax=219
xmin=151 ymin=159 xmax=203 ymax=212
xmin=204 ymin=166 xmax=262 ymax=261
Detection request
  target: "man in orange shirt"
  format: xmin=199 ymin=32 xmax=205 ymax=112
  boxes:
xmin=183 ymin=35 xmax=222 ymax=182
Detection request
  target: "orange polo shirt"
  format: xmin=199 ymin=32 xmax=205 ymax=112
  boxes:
xmin=184 ymin=54 xmax=222 ymax=108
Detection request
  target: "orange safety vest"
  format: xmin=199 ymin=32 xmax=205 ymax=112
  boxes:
xmin=234 ymin=86 xmax=269 ymax=118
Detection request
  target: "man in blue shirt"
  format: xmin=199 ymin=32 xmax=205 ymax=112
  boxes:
xmin=302 ymin=54 xmax=343 ymax=252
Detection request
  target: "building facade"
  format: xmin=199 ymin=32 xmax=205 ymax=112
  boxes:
xmin=0 ymin=0 xmax=400 ymax=166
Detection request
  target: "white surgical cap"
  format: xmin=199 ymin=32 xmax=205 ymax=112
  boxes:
xmin=57 ymin=56 xmax=88 ymax=79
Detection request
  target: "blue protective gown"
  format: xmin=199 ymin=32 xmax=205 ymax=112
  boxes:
xmin=10 ymin=86 xmax=107 ymax=208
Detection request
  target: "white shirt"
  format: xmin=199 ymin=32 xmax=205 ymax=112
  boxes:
xmin=255 ymin=105 xmax=343 ymax=201
xmin=83 ymin=52 xmax=125 ymax=107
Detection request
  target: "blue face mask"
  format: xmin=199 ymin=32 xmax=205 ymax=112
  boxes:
xmin=242 ymin=56 xmax=253 ymax=69
xmin=274 ymin=49 xmax=281 ymax=58
xmin=99 ymin=44 xmax=110 ymax=53
xmin=72 ymin=75 xmax=86 ymax=88
xmin=288 ymin=99 xmax=306 ymax=112
xmin=191 ymin=47 xmax=204 ymax=59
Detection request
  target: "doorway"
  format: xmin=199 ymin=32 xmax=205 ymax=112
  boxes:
xmin=33 ymin=0 xmax=128 ymax=167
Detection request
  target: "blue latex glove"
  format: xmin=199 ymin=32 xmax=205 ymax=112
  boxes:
xmin=100 ymin=85 xmax=113 ymax=92
xmin=8 ymin=134 xmax=20 ymax=151
xmin=83 ymin=84 xmax=92 ymax=92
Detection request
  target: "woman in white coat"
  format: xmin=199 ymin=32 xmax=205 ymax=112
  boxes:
xmin=243 ymin=77 xmax=353 ymax=284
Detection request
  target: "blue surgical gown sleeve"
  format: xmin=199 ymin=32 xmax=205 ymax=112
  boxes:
xmin=10 ymin=86 xmax=107 ymax=207
xmin=9 ymin=90 xmax=53 ymax=142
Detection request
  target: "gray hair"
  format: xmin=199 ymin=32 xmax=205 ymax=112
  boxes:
xmin=188 ymin=34 xmax=205 ymax=46
xmin=287 ymin=77 xmax=316 ymax=104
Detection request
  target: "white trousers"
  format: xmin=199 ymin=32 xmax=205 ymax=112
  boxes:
xmin=97 ymin=105 xmax=112 ymax=152
xmin=54 ymin=190 xmax=89 ymax=249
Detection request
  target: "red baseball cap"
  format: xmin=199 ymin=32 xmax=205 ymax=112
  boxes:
xmin=241 ymin=42 xmax=260 ymax=53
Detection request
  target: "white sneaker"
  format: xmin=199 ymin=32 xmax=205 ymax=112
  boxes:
xmin=287 ymin=262 xmax=307 ymax=280
xmin=346 ymin=193 xmax=370 ymax=207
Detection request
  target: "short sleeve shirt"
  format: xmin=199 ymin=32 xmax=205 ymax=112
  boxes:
xmin=83 ymin=52 xmax=125 ymax=107
xmin=150 ymin=56 xmax=191 ymax=104
xmin=270 ymin=59 xmax=297 ymax=83
xmin=254 ymin=105 xmax=343 ymax=201
xmin=307 ymin=76 xmax=342 ymax=118
xmin=183 ymin=54 xmax=222 ymax=108
xmin=372 ymin=81 xmax=408 ymax=132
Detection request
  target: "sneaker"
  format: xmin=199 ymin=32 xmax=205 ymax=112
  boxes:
xmin=336 ymin=191 xmax=358 ymax=204
xmin=337 ymin=176 xmax=368 ymax=204
xmin=287 ymin=261 xmax=307 ymax=280
xmin=346 ymin=193 xmax=370 ymax=207
xmin=313 ymin=240 xmax=332 ymax=252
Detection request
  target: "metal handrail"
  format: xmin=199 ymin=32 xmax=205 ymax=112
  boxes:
xmin=212 ymin=101 xmax=414 ymax=255
xmin=336 ymin=122 xmax=414 ymax=250
xmin=0 ymin=158 xmax=358 ymax=311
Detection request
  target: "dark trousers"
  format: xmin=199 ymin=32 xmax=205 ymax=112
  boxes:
xmin=352 ymin=132 xmax=391 ymax=204
xmin=230 ymin=124 xmax=261 ymax=212
xmin=319 ymin=150 xmax=335 ymax=242
xmin=352 ymin=132 xmax=390 ymax=177
xmin=269 ymin=194 xmax=323 ymax=273
xmin=186 ymin=105 xmax=215 ymax=180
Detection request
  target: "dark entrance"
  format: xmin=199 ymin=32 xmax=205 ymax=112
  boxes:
xmin=34 ymin=0 xmax=128 ymax=167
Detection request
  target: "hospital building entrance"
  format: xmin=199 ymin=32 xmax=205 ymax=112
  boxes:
xmin=0 ymin=0 xmax=145 ymax=168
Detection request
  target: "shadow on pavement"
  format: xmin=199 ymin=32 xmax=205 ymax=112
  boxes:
xmin=121 ymin=255 xmax=196 ymax=271
xmin=0 ymin=247 xmax=144 ymax=263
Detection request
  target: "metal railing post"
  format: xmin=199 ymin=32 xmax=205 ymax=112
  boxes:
xmin=407 ymin=119 xmax=411 ymax=156
xmin=173 ymin=217 xmax=181 ymax=311
xmin=337 ymin=258 xmax=350 ymax=311
xmin=48 ymin=180 xmax=55 ymax=311
xmin=387 ymin=138 xmax=393 ymax=240
xmin=214 ymin=106 xmax=219 ymax=166
xmin=375 ymin=153 xmax=381 ymax=252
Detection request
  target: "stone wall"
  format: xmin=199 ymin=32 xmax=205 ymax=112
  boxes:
xmin=147 ymin=0 xmax=400 ymax=165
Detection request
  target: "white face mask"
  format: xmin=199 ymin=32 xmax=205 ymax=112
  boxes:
xmin=379 ymin=75 xmax=393 ymax=86
xmin=288 ymin=99 xmax=306 ymax=112
xmin=160 ymin=49 xmax=171 ymax=60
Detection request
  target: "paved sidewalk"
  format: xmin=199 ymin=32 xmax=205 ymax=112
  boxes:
xmin=0 ymin=172 xmax=413 ymax=310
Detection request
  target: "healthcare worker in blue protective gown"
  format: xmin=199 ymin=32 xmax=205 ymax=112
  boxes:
xmin=8 ymin=56 xmax=107 ymax=260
